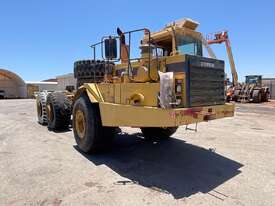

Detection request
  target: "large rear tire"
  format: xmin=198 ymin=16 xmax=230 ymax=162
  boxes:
xmin=72 ymin=94 xmax=115 ymax=153
xmin=36 ymin=91 xmax=48 ymax=125
xmin=46 ymin=92 xmax=72 ymax=130
xmin=140 ymin=127 xmax=178 ymax=140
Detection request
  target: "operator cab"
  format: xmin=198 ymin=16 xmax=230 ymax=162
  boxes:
xmin=176 ymin=35 xmax=202 ymax=56
xmin=141 ymin=18 xmax=205 ymax=58
xmin=144 ymin=34 xmax=203 ymax=57
xmin=245 ymin=75 xmax=262 ymax=86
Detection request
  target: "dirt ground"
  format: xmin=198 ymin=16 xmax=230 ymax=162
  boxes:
xmin=0 ymin=99 xmax=275 ymax=206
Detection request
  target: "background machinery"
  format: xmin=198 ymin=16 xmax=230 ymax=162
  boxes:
xmin=36 ymin=18 xmax=235 ymax=153
xmin=234 ymin=75 xmax=270 ymax=103
xmin=207 ymin=31 xmax=269 ymax=103
xmin=207 ymin=30 xmax=238 ymax=101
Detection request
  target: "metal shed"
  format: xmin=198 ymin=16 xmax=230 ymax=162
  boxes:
xmin=263 ymin=78 xmax=275 ymax=99
xmin=56 ymin=73 xmax=77 ymax=91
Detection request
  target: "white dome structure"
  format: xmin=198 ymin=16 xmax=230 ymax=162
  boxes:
xmin=0 ymin=68 xmax=27 ymax=98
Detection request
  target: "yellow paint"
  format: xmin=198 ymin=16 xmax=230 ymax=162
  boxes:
xmin=84 ymin=82 xmax=160 ymax=107
xmin=120 ymin=83 xmax=159 ymax=106
xmin=99 ymin=103 xmax=235 ymax=127
xmin=76 ymin=84 xmax=104 ymax=103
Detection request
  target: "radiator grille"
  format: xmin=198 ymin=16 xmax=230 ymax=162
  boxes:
xmin=188 ymin=56 xmax=225 ymax=107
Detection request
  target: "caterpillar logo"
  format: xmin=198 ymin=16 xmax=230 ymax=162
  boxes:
xmin=200 ymin=62 xmax=215 ymax=68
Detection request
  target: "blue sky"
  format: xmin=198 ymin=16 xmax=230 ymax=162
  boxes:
xmin=0 ymin=0 xmax=274 ymax=81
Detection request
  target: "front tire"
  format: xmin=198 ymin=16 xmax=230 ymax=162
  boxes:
xmin=252 ymin=90 xmax=262 ymax=103
xmin=72 ymin=94 xmax=115 ymax=153
xmin=140 ymin=127 xmax=178 ymax=140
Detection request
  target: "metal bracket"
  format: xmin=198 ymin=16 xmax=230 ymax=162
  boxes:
xmin=185 ymin=122 xmax=198 ymax=132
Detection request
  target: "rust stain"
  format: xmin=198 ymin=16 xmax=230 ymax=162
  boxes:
xmin=222 ymin=110 xmax=234 ymax=116
xmin=169 ymin=107 xmax=203 ymax=119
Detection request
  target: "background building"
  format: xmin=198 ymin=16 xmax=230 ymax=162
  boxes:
xmin=0 ymin=69 xmax=77 ymax=99
xmin=25 ymin=73 xmax=76 ymax=98
xmin=56 ymin=73 xmax=76 ymax=91
xmin=25 ymin=81 xmax=58 ymax=98
xmin=263 ymin=78 xmax=275 ymax=99
xmin=0 ymin=68 xmax=27 ymax=98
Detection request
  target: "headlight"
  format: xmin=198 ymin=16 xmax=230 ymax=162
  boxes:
xmin=176 ymin=85 xmax=182 ymax=93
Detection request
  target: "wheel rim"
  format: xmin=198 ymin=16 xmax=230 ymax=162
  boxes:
xmin=37 ymin=101 xmax=42 ymax=118
xmin=46 ymin=103 xmax=54 ymax=122
xmin=75 ymin=109 xmax=86 ymax=139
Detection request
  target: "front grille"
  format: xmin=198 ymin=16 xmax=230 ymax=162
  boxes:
xmin=188 ymin=55 xmax=225 ymax=107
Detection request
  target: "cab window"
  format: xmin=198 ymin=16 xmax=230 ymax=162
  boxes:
xmin=177 ymin=35 xmax=202 ymax=56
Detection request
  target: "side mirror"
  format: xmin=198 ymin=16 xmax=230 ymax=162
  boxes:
xmin=104 ymin=37 xmax=117 ymax=59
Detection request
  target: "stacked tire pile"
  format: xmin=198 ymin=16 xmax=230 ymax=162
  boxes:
xmin=74 ymin=60 xmax=114 ymax=87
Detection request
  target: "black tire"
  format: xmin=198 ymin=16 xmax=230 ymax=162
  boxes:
xmin=114 ymin=127 xmax=122 ymax=134
xmin=46 ymin=92 xmax=72 ymax=130
xmin=72 ymin=94 xmax=115 ymax=153
xmin=36 ymin=91 xmax=48 ymax=125
xmin=262 ymin=91 xmax=269 ymax=102
xmin=140 ymin=127 xmax=178 ymax=140
xmin=74 ymin=60 xmax=114 ymax=87
xmin=74 ymin=60 xmax=113 ymax=78
xmin=252 ymin=90 xmax=262 ymax=103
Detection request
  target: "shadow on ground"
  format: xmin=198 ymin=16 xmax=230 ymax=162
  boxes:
xmin=74 ymin=132 xmax=243 ymax=199
xmin=48 ymin=127 xmax=72 ymax=133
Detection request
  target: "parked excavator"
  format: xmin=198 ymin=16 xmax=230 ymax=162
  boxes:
xmin=207 ymin=31 xmax=269 ymax=103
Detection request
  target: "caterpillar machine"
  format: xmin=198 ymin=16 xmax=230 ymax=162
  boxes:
xmin=36 ymin=18 xmax=234 ymax=153
xmin=207 ymin=30 xmax=269 ymax=103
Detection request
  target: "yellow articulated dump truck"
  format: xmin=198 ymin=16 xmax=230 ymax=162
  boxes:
xmin=36 ymin=18 xmax=234 ymax=153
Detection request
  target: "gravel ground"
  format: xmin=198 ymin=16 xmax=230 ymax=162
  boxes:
xmin=0 ymin=99 xmax=275 ymax=206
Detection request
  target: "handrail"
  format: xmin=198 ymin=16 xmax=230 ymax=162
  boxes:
xmin=90 ymin=27 xmax=156 ymax=82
